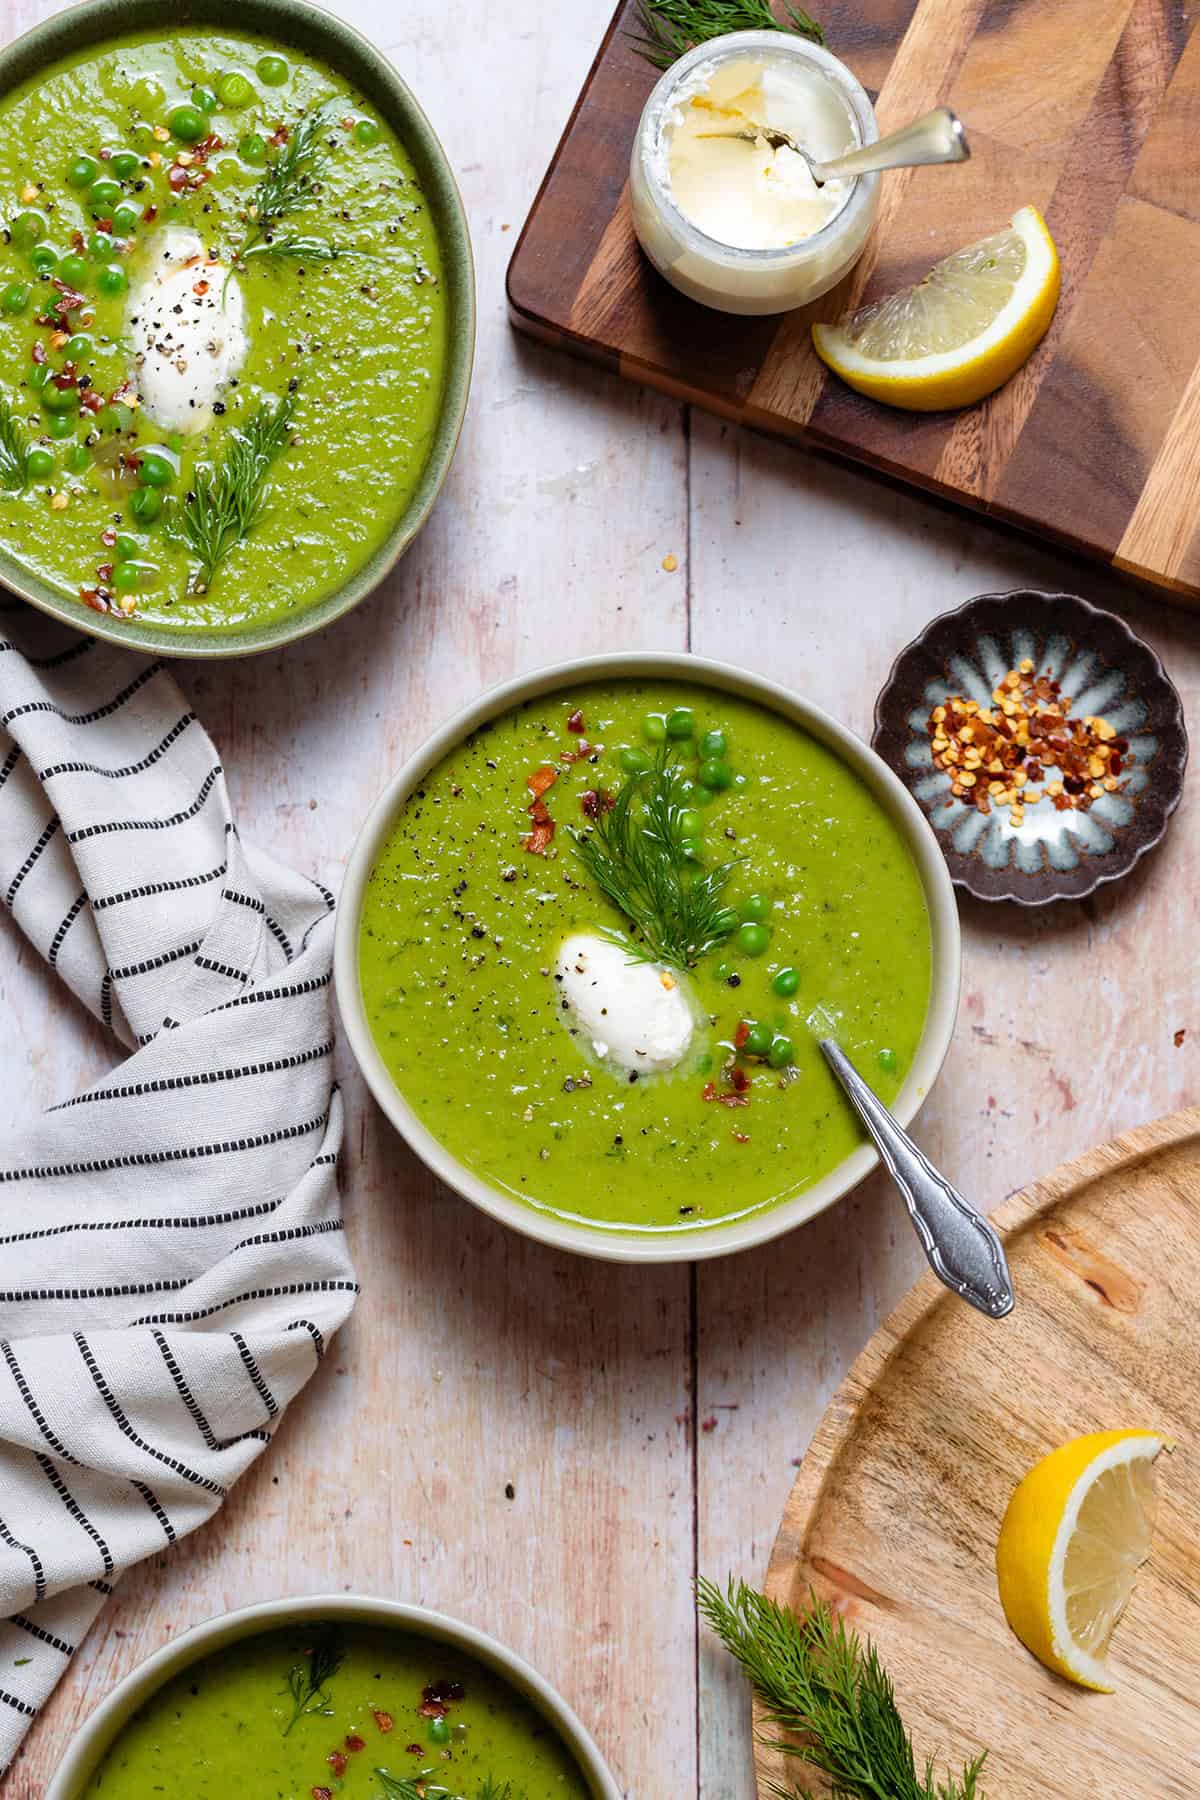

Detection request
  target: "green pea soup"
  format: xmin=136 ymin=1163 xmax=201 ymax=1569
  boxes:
xmin=358 ymin=680 xmax=934 ymax=1237
xmin=0 ymin=26 xmax=448 ymax=633
xmin=80 ymin=1623 xmax=590 ymax=1799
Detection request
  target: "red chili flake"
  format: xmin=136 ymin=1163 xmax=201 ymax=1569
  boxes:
xmin=326 ymin=1752 xmax=347 ymax=1777
xmin=731 ymin=1130 xmax=750 ymax=1144
xmin=80 ymin=390 xmax=103 ymax=414
xmin=580 ymin=788 xmax=613 ymax=820
xmin=734 ymin=1021 xmax=751 ymax=1050
xmin=312 ymin=1789 xmax=332 ymax=1800
xmin=730 ymin=1067 xmax=751 ymax=1093
xmin=424 ymin=1680 xmax=465 ymax=1706
xmin=1174 ymin=1028 xmax=1187 ymax=1048
xmin=188 ymin=168 xmax=210 ymax=190
xmin=702 ymin=1081 xmax=716 ymax=1102
xmin=196 ymin=133 xmax=223 ymax=159
xmin=31 ymin=342 xmax=46 ymax=364
xmin=718 ymin=1092 xmax=750 ymax=1109
xmin=142 ymin=203 xmax=158 ymax=223
xmin=406 ymin=1743 xmax=423 ymax=1757
xmin=70 ymin=229 xmax=86 ymax=252
xmin=527 ymin=764 xmax=558 ymax=800
xmin=562 ymin=740 xmax=602 ymax=764
xmin=372 ymin=1709 xmax=394 ymax=1734
xmin=80 ymin=588 xmax=108 ymax=614
xmin=522 ymin=818 xmax=555 ymax=856
xmin=52 ymin=372 xmax=77 ymax=390
xmin=96 ymin=563 xmax=114 ymax=583
xmin=344 ymin=1735 xmax=366 ymax=1753
xmin=269 ymin=124 xmax=290 ymax=148
xmin=566 ymin=709 xmax=585 ymax=733
xmin=418 ymin=1700 xmax=447 ymax=1719
xmin=100 ymin=526 xmax=117 ymax=547
xmin=168 ymin=164 xmax=190 ymax=192
xmin=96 ymin=217 xmax=113 ymax=234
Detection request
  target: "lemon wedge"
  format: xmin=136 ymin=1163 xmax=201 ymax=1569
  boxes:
xmin=812 ymin=205 xmax=1061 ymax=411
xmin=995 ymin=1429 xmax=1170 ymax=1691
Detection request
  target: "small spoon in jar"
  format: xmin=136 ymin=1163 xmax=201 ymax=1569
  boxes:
xmin=818 ymin=1034 xmax=1014 ymax=1320
xmin=707 ymin=105 xmax=970 ymax=187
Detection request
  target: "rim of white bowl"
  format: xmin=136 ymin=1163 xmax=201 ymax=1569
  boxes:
xmin=46 ymin=1593 xmax=623 ymax=1799
xmin=334 ymin=652 xmax=962 ymax=1264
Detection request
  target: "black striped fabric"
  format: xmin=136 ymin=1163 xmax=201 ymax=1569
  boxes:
xmin=0 ymin=618 xmax=358 ymax=1769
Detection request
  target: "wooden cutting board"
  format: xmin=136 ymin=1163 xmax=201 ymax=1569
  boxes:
xmin=507 ymin=0 xmax=1200 ymax=603
xmin=758 ymin=1108 xmax=1200 ymax=1799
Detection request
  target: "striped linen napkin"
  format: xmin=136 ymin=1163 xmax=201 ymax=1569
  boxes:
xmin=0 ymin=616 xmax=358 ymax=1774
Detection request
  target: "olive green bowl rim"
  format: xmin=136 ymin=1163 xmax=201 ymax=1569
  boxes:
xmin=0 ymin=0 xmax=475 ymax=659
xmin=334 ymin=652 xmax=963 ymax=1265
xmin=45 ymin=1593 xmax=622 ymax=1799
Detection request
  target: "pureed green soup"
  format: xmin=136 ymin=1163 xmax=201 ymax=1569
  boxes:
xmin=82 ymin=1623 xmax=589 ymax=1799
xmin=0 ymin=29 xmax=447 ymax=633
xmin=359 ymin=681 xmax=933 ymax=1236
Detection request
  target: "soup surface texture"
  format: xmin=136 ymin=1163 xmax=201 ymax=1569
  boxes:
xmin=0 ymin=29 xmax=447 ymax=633
xmin=359 ymin=681 xmax=933 ymax=1235
xmin=81 ymin=1623 xmax=589 ymax=1798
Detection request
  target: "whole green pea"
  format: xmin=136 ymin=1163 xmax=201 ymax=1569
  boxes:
xmin=30 ymin=246 xmax=57 ymax=274
xmin=877 ymin=1047 xmax=899 ymax=1075
xmin=428 ymin=1717 xmax=450 ymax=1747
xmin=57 ymin=253 xmax=89 ymax=288
xmin=743 ymin=1021 xmax=772 ymax=1058
xmin=89 ymin=231 xmax=116 ymax=262
xmin=217 ymin=72 xmax=256 ymax=108
xmin=666 ymin=707 xmax=695 ymax=739
xmin=65 ymin=443 xmax=90 ymax=473
xmin=25 ymin=446 xmax=53 ymax=480
xmin=191 ymin=85 xmax=219 ymax=114
xmin=699 ymin=757 xmax=733 ymax=791
xmin=113 ymin=561 xmax=139 ymax=594
xmin=88 ymin=178 xmax=121 ymax=211
xmin=129 ymin=485 xmax=162 ymax=523
xmin=112 ymin=201 xmax=141 ymax=235
xmin=48 ymin=413 xmax=75 ymax=439
xmin=740 ymin=893 xmax=770 ymax=923
xmin=1 ymin=281 xmax=29 ymax=313
xmin=768 ymin=1035 xmax=795 ymax=1069
xmin=168 ymin=104 xmax=206 ymax=144
xmin=677 ymin=808 xmax=702 ymax=839
xmin=66 ymin=154 xmax=100 ymax=189
xmin=680 ymin=837 xmax=703 ymax=862
xmin=114 ymin=533 xmax=140 ymax=561
xmin=41 ymin=381 xmax=79 ymax=415
xmin=97 ymin=265 xmax=128 ymax=297
xmin=137 ymin=448 xmax=175 ymax=487
xmin=642 ymin=713 xmax=667 ymax=743
xmin=353 ymin=118 xmax=380 ymax=146
xmin=737 ymin=922 xmax=770 ymax=957
xmin=28 ymin=362 xmax=49 ymax=390
xmin=699 ymin=728 xmax=728 ymax=759
xmin=617 ymin=746 xmax=648 ymax=775
xmin=711 ymin=908 xmax=739 ymax=939
xmin=110 ymin=150 xmax=141 ymax=180
xmin=256 ymin=53 xmax=289 ymax=85
xmin=64 ymin=332 xmax=91 ymax=360
xmin=238 ymin=132 xmax=268 ymax=165
xmin=771 ymin=966 xmax=800 ymax=998
xmin=11 ymin=210 xmax=47 ymax=248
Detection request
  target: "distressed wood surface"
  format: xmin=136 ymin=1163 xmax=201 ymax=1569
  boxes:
xmin=1 ymin=1 xmax=1198 ymax=1796
xmin=760 ymin=1108 xmax=1200 ymax=1798
xmin=508 ymin=0 xmax=1200 ymax=602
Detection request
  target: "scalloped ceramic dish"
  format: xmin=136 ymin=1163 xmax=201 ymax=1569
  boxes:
xmin=872 ymin=590 xmax=1188 ymax=905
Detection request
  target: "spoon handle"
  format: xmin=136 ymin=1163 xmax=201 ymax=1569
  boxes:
xmin=818 ymin=1038 xmax=1014 ymax=1320
xmin=815 ymin=106 xmax=969 ymax=183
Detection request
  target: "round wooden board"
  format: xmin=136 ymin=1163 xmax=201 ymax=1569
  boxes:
xmin=759 ymin=1109 xmax=1200 ymax=1799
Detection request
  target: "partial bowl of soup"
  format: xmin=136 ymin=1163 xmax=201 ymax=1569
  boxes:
xmin=47 ymin=1593 xmax=621 ymax=1799
xmin=0 ymin=0 xmax=473 ymax=655
xmin=336 ymin=653 xmax=961 ymax=1262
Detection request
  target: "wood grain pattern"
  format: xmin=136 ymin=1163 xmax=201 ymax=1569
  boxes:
xmin=508 ymin=0 xmax=1200 ymax=602
xmin=759 ymin=1108 xmax=1200 ymax=1799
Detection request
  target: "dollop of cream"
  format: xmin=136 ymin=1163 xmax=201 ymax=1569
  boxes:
xmin=556 ymin=933 xmax=695 ymax=1075
xmin=128 ymin=228 xmax=247 ymax=432
xmin=664 ymin=56 xmax=853 ymax=250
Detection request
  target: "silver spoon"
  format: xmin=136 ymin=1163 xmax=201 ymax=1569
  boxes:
xmin=818 ymin=1037 xmax=1014 ymax=1320
xmin=711 ymin=105 xmax=969 ymax=188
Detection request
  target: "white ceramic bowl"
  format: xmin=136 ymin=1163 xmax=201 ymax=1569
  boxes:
xmin=335 ymin=653 xmax=962 ymax=1264
xmin=47 ymin=1593 xmax=622 ymax=1799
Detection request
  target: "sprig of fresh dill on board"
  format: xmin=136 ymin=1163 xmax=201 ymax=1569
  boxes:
xmin=698 ymin=1578 xmax=988 ymax=1800
xmin=571 ymin=747 xmax=742 ymax=971
xmin=280 ymin=1626 xmax=344 ymax=1736
xmin=174 ymin=389 xmax=297 ymax=593
xmin=240 ymin=104 xmax=332 ymax=256
xmin=630 ymin=0 xmax=824 ymax=70
xmin=0 ymin=393 xmax=29 ymax=490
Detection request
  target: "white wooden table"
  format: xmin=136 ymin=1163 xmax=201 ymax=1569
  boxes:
xmin=7 ymin=1 xmax=1199 ymax=1793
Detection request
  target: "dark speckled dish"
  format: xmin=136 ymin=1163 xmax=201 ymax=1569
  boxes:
xmin=872 ymin=590 xmax=1188 ymax=905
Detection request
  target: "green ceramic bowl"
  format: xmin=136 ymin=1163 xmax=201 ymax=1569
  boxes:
xmin=0 ymin=0 xmax=474 ymax=658
xmin=45 ymin=1594 xmax=623 ymax=1797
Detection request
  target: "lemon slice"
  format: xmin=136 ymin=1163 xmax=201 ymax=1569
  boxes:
xmin=995 ymin=1429 xmax=1170 ymax=1691
xmin=812 ymin=205 xmax=1061 ymax=411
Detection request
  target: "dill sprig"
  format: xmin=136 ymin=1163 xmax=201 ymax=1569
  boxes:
xmin=630 ymin=0 xmax=823 ymax=69
xmin=698 ymin=1578 xmax=988 ymax=1800
xmin=0 ymin=393 xmax=29 ymax=490
xmin=571 ymin=747 xmax=741 ymax=970
xmin=376 ymin=1776 xmax=521 ymax=1800
xmin=280 ymin=1627 xmax=343 ymax=1736
xmin=240 ymin=104 xmax=331 ymax=256
xmin=174 ymin=389 xmax=297 ymax=593
xmin=241 ymin=233 xmax=360 ymax=266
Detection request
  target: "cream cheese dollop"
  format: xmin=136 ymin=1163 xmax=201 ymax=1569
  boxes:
xmin=128 ymin=227 xmax=247 ymax=432
xmin=664 ymin=56 xmax=853 ymax=250
xmin=556 ymin=933 xmax=695 ymax=1075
